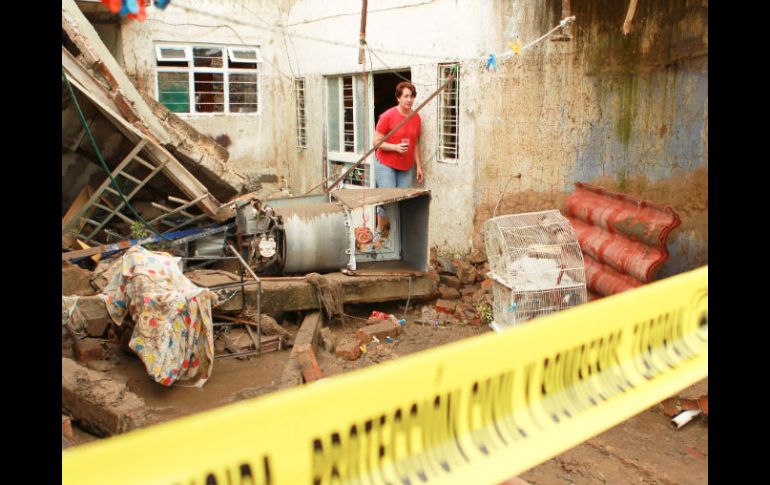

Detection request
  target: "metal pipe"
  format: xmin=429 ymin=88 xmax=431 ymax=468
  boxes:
xmin=671 ymin=409 xmax=701 ymax=429
xmin=227 ymin=244 xmax=261 ymax=351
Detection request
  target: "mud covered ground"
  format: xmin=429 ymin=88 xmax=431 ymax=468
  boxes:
xmin=65 ymin=297 xmax=707 ymax=484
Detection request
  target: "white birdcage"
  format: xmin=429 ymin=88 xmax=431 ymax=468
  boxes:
xmin=483 ymin=210 xmax=587 ymax=330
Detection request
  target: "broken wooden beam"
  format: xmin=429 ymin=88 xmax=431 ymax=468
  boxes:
xmin=62 ymin=358 xmax=145 ymax=437
xmin=218 ymin=272 xmax=437 ymax=313
xmin=279 ymin=311 xmax=325 ymax=389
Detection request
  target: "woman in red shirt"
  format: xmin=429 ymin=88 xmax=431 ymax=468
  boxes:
xmin=371 ymin=81 xmax=423 ymax=247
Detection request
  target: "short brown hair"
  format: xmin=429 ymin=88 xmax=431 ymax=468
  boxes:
xmin=395 ymin=81 xmax=416 ymax=98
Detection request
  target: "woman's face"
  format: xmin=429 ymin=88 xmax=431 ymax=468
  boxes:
xmin=397 ymin=88 xmax=416 ymax=111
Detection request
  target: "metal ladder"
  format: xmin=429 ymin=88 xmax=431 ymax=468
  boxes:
xmin=62 ymin=138 xmax=208 ymax=245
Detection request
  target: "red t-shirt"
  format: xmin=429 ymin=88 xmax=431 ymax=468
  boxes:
xmin=375 ymin=107 xmax=421 ymax=171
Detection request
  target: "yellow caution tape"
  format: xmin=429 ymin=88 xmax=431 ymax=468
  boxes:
xmin=63 ymin=266 xmax=707 ymax=485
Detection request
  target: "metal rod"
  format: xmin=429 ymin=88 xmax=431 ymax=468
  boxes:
xmin=307 ymin=70 xmax=456 ymax=195
xmin=227 ymin=244 xmax=261 ymax=351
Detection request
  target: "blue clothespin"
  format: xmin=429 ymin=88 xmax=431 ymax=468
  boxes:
xmin=155 ymin=0 xmax=171 ymax=9
xmin=485 ymin=53 xmax=497 ymax=72
xmin=385 ymin=336 xmax=394 ymax=343
xmin=120 ymin=0 xmax=139 ymax=16
xmin=506 ymin=302 xmax=517 ymax=313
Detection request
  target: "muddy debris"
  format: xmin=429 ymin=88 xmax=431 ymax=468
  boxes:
xmin=62 ymin=261 xmax=97 ymax=296
xmin=320 ymin=327 xmax=336 ymax=353
xmin=438 ymin=285 xmax=461 ymax=300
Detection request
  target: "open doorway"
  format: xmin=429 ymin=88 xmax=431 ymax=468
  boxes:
xmin=372 ymin=70 xmax=411 ymax=128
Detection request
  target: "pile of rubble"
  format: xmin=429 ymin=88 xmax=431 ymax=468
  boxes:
xmin=420 ymin=252 xmax=493 ymax=327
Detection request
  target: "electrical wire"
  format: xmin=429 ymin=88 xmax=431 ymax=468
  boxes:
xmin=144 ymin=18 xmax=294 ymax=80
xmin=62 ymin=67 xmax=170 ymax=241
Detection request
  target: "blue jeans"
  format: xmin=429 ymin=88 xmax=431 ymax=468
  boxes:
xmin=374 ymin=158 xmax=413 ymax=218
xmin=375 ymin=157 xmax=414 ymax=189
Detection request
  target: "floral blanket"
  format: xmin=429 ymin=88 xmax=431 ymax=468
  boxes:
xmin=103 ymin=246 xmax=216 ymax=387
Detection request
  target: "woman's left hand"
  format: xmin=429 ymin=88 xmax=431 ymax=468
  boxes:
xmin=416 ymin=165 xmax=424 ymax=183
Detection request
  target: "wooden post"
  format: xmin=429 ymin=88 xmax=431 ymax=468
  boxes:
xmin=358 ymin=0 xmax=368 ymax=64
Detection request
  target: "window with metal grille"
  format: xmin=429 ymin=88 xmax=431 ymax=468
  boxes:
xmin=155 ymin=43 xmax=260 ymax=115
xmin=295 ymin=78 xmax=307 ymax=148
xmin=342 ymin=76 xmax=355 ymax=152
xmin=437 ymin=63 xmax=459 ymax=162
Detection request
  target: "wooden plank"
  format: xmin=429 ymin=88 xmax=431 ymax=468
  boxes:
xmin=63 ymin=53 xmax=222 ymax=219
xmin=62 ymin=184 xmax=95 ymax=248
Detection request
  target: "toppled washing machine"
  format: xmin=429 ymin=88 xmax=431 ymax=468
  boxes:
xmin=189 ymin=188 xmax=431 ymax=275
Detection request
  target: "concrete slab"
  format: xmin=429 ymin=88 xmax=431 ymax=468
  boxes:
xmin=62 ymin=357 xmax=145 ymax=436
xmin=218 ymin=273 xmax=437 ymax=313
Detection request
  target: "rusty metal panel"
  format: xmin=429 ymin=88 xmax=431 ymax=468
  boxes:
xmin=330 ymin=188 xmax=430 ymax=209
xmin=564 ymin=183 xmax=680 ymax=297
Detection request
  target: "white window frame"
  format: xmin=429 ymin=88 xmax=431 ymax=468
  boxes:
xmin=295 ymin=78 xmax=307 ymax=149
xmin=154 ymin=42 xmax=261 ymax=116
xmin=437 ymin=62 xmax=460 ymax=163
xmin=155 ymin=45 xmax=191 ymax=62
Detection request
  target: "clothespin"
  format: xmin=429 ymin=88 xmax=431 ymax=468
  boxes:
xmin=371 ymin=336 xmax=380 ymax=344
xmin=506 ymin=302 xmax=517 ymax=313
xmin=509 ymin=38 xmax=522 ymax=56
xmin=485 ymin=54 xmax=497 ymax=72
xmin=155 ymin=0 xmax=171 ymax=9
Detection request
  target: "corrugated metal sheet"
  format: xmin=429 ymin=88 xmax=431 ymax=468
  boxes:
xmin=564 ymin=182 xmax=681 ymax=297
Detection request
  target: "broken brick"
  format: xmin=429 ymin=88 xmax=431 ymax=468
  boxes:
xmin=294 ymin=343 xmax=324 ymax=383
xmin=439 ymin=274 xmax=461 ymax=289
xmin=62 ymin=262 xmax=96 ymax=296
xmin=62 ymin=415 xmax=73 ymax=441
xmin=320 ymin=327 xmax=336 ymax=353
xmin=75 ymin=296 xmax=113 ymax=338
xmin=74 ymin=338 xmax=104 ymax=362
xmin=438 ymin=285 xmax=461 ymax=300
xmin=435 ymin=299 xmax=458 ymax=314
xmin=336 ymin=338 xmax=362 ymax=360
xmin=453 ymin=260 xmax=478 ymax=285
xmin=460 ymin=286 xmax=478 ymax=296
xmin=426 ymin=270 xmax=441 ymax=284
xmin=356 ymin=320 xmax=401 ymax=345
xmin=468 ymin=248 xmax=487 ymax=265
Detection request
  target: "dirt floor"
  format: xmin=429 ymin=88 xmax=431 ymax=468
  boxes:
xmin=64 ymin=296 xmax=707 ymax=485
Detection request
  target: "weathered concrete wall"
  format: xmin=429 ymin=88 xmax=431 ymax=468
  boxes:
xmin=119 ymin=0 xmax=296 ymax=180
xmin=109 ymin=0 xmax=707 ymax=272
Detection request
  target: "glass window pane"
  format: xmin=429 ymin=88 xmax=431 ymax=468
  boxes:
xmin=194 ymin=72 xmax=224 ymax=112
xmin=158 ymin=72 xmax=189 ymax=113
xmin=193 ymin=47 xmax=224 ymax=68
xmin=229 ymin=73 xmax=257 ymax=112
xmin=159 ymin=47 xmax=187 ymax=60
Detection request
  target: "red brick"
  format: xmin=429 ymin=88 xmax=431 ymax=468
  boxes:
xmin=453 ymin=260 xmax=478 ymax=285
xmin=73 ymin=338 xmax=104 ymax=362
xmin=356 ymin=320 xmax=401 ymax=345
xmin=439 ymin=274 xmax=461 ymax=289
xmin=62 ymin=415 xmax=73 ymax=441
xmin=435 ymin=299 xmax=458 ymax=314
xmin=438 ymin=286 xmax=461 ymax=300
xmin=294 ymin=343 xmax=324 ymax=383
xmin=427 ymin=270 xmax=441 ymax=284
xmin=336 ymin=338 xmax=362 ymax=360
